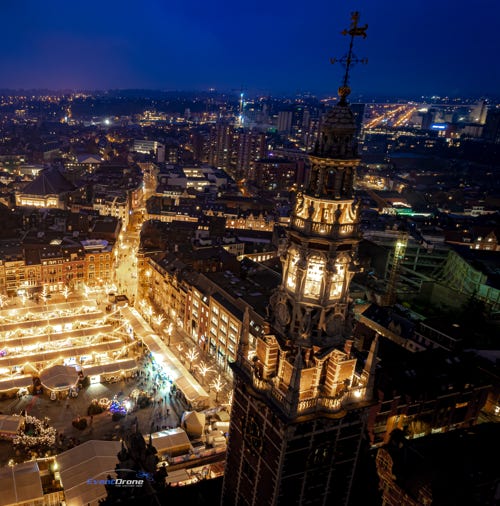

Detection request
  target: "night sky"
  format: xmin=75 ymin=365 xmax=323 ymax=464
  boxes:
xmin=1 ymin=0 xmax=498 ymax=97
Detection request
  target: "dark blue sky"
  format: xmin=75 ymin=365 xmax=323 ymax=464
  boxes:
xmin=1 ymin=0 xmax=498 ymax=96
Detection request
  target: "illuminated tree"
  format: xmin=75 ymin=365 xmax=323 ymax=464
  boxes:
xmin=225 ymin=390 xmax=233 ymax=410
xmin=196 ymin=361 xmax=213 ymax=385
xmin=145 ymin=305 xmax=153 ymax=323
xmin=185 ymin=348 xmax=199 ymax=372
xmin=153 ymin=314 xmax=165 ymax=327
xmin=166 ymin=322 xmax=173 ymax=346
xmin=13 ymin=415 xmax=56 ymax=454
xmin=210 ymin=374 xmax=226 ymax=403
xmin=62 ymin=286 xmax=71 ymax=301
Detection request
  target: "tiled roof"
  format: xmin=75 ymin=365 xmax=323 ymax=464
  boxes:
xmin=20 ymin=168 xmax=74 ymax=196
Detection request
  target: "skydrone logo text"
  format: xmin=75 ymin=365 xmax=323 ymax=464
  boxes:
xmin=86 ymin=469 xmax=153 ymax=488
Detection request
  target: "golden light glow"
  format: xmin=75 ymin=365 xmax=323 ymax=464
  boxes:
xmin=330 ymin=262 xmax=345 ymax=299
xmin=286 ymin=250 xmax=300 ymax=291
xmin=304 ymin=256 xmax=324 ymax=297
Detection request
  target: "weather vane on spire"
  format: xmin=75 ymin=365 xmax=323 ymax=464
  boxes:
xmin=330 ymin=11 xmax=368 ymax=103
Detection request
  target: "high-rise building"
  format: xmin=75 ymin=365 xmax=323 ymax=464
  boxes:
xmin=208 ymin=123 xmax=266 ymax=180
xmin=222 ymin=14 xmax=373 ymax=506
xmin=277 ymin=110 xmax=293 ymax=134
xmin=483 ymin=107 xmax=500 ymax=143
xmin=208 ymin=121 xmax=235 ymax=172
xmin=235 ymin=128 xmax=267 ymax=181
xmin=350 ymin=103 xmax=366 ymax=136
xmin=157 ymin=143 xmax=165 ymax=163
xmin=252 ymin=157 xmax=305 ymax=191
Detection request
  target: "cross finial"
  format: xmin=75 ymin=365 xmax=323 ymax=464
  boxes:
xmin=329 ymin=11 xmax=368 ymax=103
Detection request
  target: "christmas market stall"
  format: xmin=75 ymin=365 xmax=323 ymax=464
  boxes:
xmin=39 ymin=365 xmax=80 ymax=396
xmin=150 ymin=427 xmax=192 ymax=458
xmin=0 ymin=461 xmax=44 ymax=506
xmin=55 ymin=440 xmax=122 ymax=506
xmin=0 ymin=414 xmax=24 ymax=440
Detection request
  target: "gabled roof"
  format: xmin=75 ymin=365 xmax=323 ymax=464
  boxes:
xmin=0 ymin=461 xmax=44 ymax=506
xmin=56 ymin=440 xmax=122 ymax=506
xmin=76 ymin=153 xmax=101 ymax=164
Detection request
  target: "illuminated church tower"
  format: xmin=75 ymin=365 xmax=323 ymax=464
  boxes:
xmin=222 ymin=13 xmax=375 ymax=506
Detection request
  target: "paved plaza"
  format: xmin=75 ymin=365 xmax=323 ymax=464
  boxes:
xmin=0 ymin=355 xmax=184 ymax=465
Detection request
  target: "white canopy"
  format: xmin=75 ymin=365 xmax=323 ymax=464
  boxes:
xmin=150 ymin=427 xmax=192 ymax=455
xmin=39 ymin=364 xmax=80 ymax=391
xmin=0 ymin=461 xmax=43 ymax=506
xmin=56 ymin=440 xmax=122 ymax=506
xmin=0 ymin=415 xmax=23 ymax=439
xmin=181 ymin=411 xmax=206 ymax=438
xmin=82 ymin=359 xmax=137 ymax=377
xmin=0 ymin=375 xmax=32 ymax=392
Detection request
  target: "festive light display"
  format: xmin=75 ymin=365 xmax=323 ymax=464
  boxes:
xmin=13 ymin=415 xmax=56 ymax=453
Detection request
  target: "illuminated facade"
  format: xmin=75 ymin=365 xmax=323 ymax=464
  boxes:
xmin=0 ymin=242 xmax=114 ymax=296
xmin=15 ymin=168 xmax=75 ymax=210
xmin=141 ymin=257 xmax=267 ymax=373
xmin=222 ymin=13 xmax=374 ymax=506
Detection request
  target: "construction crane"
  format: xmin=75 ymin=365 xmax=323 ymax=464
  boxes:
xmin=384 ymin=231 xmax=408 ymax=306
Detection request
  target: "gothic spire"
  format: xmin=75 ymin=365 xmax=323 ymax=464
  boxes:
xmin=330 ymin=11 xmax=368 ymax=104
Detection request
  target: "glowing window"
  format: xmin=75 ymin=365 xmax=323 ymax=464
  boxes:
xmin=286 ymin=251 xmax=300 ymax=290
xmin=330 ymin=262 xmax=345 ymax=299
xmin=304 ymin=257 xmax=324 ymax=297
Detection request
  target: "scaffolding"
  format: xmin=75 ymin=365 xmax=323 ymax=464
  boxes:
xmin=384 ymin=231 xmax=408 ymax=306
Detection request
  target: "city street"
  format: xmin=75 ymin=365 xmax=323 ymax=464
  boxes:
xmin=115 ymin=232 xmax=139 ymax=302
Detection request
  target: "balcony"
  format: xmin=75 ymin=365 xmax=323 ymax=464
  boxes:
xmin=291 ymin=216 xmax=359 ymax=240
xmin=247 ymin=365 xmax=349 ymax=419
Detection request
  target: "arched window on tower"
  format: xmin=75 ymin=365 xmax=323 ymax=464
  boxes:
xmin=304 ymin=256 xmax=325 ymax=298
xmin=330 ymin=261 xmax=346 ymax=300
xmin=286 ymin=250 xmax=300 ymax=291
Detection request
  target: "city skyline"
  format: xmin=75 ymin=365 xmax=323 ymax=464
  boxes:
xmin=1 ymin=0 xmax=499 ymax=97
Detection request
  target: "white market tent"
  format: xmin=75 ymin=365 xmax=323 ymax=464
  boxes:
xmin=0 ymin=310 xmax=104 ymax=333
xmin=82 ymin=358 xmax=137 ymax=377
xmin=56 ymin=440 xmax=122 ymax=506
xmin=0 ymin=461 xmax=44 ymax=506
xmin=150 ymin=427 xmax=192 ymax=456
xmin=181 ymin=411 xmax=206 ymax=438
xmin=39 ymin=364 xmax=79 ymax=391
xmin=0 ymin=375 xmax=32 ymax=393
xmin=0 ymin=414 xmax=23 ymax=440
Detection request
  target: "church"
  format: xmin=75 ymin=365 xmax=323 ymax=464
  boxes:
xmin=221 ymin=13 xmax=376 ymax=506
